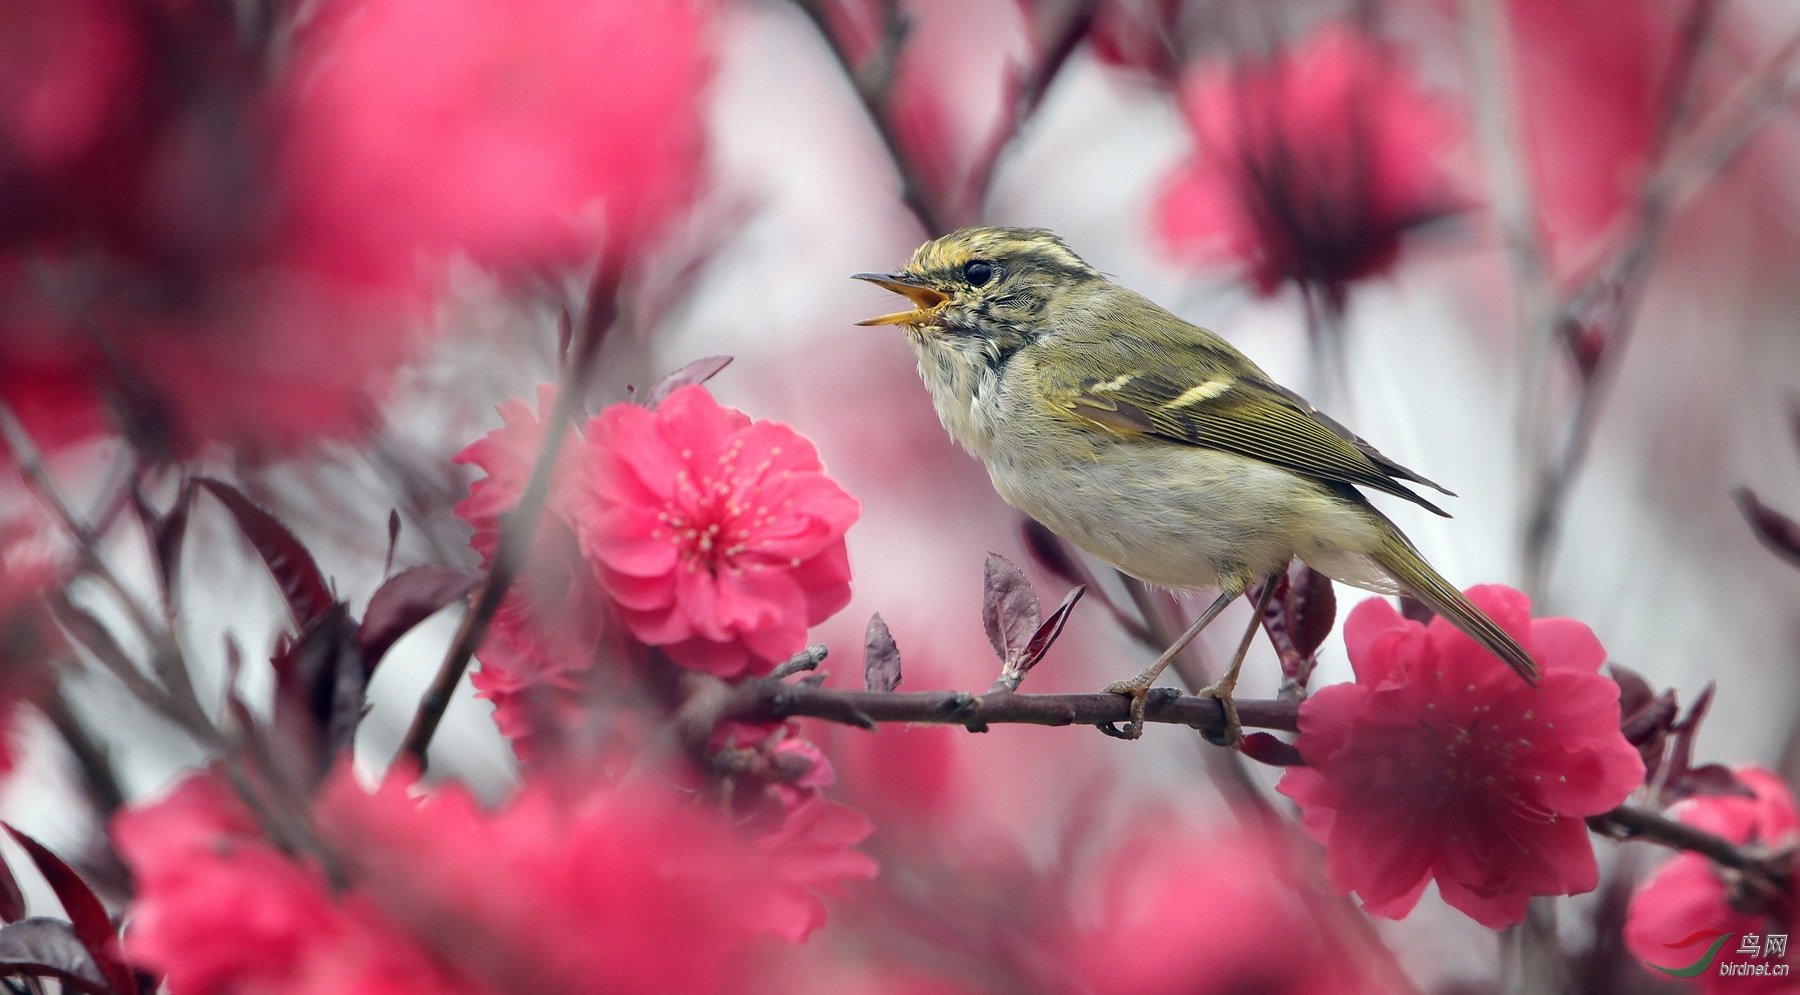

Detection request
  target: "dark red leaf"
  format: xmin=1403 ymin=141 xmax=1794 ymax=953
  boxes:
xmin=0 ymin=917 xmax=112 ymax=994
xmin=982 ymin=553 xmax=1040 ymax=664
xmin=1019 ymin=585 xmax=1084 ymax=672
xmin=1734 ymin=487 xmax=1800 ymax=569
xmin=863 ymin=613 xmax=902 ymax=692
xmin=646 ymin=356 xmax=733 ymax=408
xmin=356 ymin=566 xmax=481 ymax=673
xmin=1397 ymin=593 xmax=1435 ymax=625
xmin=1620 ymin=688 xmax=1678 ymax=747
xmin=272 ymin=605 xmax=365 ymax=790
xmin=1257 ymin=564 xmax=1335 ymax=690
xmin=1610 ymin=663 xmax=1656 ymax=723
xmin=1666 ymin=763 xmax=1755 ymax=803
xmin=0 ymin=848 xmax=23 ymax=923
xmin=3 ymin=827 xmax=130 ymax=995
xmin=1240 ymin=732 xmax=1305 ymax=767
xmin=196 ymin=478 xmax=333 ymax=629
xmin=383 ymin=508 xmax=401 ymax=577
xmin=1657 ymin=682 xmax=1715 ymax=807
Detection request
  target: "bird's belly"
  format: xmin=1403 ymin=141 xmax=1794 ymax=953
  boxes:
xmin=988 ymin=443 xmax=1383 ymax=590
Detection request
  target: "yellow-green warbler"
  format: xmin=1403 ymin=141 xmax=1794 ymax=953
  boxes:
xmin=854 ymin=227 xmax=1537 ymax=741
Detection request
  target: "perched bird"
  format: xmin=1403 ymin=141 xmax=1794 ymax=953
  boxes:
xmin=854 ymin=227 xmax=1537 ymax=741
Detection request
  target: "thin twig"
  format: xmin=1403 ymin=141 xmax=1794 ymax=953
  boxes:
xmin=397 ymin=254 xmax=626 ymax=770
xmin=1591 ymin=804 xmax=1792 ymax=898
xmin=965 ymin=0 xmax=1101 ymax=219
xmin=0 ymin=398 xmax=207 ymax=728
xmin=792 ymin=0 xmax=945 ymax=233
xmin=1520 ymin=15 xmax=1800 ymax=593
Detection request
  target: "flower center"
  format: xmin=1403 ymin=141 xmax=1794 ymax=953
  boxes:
xmin=654 ymin=440 xmax=783 ymax=577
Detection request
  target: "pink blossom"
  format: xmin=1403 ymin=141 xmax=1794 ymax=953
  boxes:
xmin=286 ymin=0 xmax=711 ymax=281
xmin=453 ymin=386 xmax=608 ymax=757
xmin=112 ymin=773 xmax=484 ymax=995
xmin=1159 ymin=23 xmax=1461 ymax=301
xmin=1278 ymin=585 xmax=1645 ymax=928
xmin=316 ymin=769 xmax=872 ymax=994
xmin=576 ymin=385 xmax=859 ymax=678
xmin=1068 ymin=820 xmax=1384 ymax=995
xmin=1624 ymin=767 xmax=1800 ymax=993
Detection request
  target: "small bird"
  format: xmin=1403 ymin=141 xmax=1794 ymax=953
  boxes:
xmin=854 ymin=227 xmax=1537 ymax=741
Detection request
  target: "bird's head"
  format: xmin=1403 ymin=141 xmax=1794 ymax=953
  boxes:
xmin=852 ymin=227 xmax=1102 ymax=343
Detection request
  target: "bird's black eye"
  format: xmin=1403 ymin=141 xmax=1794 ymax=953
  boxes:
xmin=963 ymin=260 xmax=994 ymax=287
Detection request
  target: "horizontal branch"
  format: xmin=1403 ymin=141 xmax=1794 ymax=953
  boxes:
xmin=721 ymin=676 xmax=1792 ymax=887
xmin=723 ymin=680 xmax=1299 ymax=735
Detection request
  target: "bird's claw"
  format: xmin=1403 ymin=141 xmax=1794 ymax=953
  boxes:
xmin=1195 ymin=683 xmax=1243 ymax=748
xmin=1099 ymin=677 xmax=1156 ymax=740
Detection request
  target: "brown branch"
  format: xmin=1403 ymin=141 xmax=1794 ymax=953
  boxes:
xmin=792 ymin=0 xmax=946 ymax=234
xmin=724 ymin=676 xmax=1793 ymax=886
xmin=1521 ymin=12 xmax=1800 ymax=594
xmin=726 ymin=678 xmax=1298 ymax=734
xmin=1591 ymin=804 xmax=1792 ymax=898
xmin=398 ymin=256 xmax=625 ymax=770
xmin=965 ymin=0 xmax=1101 ymax=219
xmin=792 ymin=0 xmax=1094 ymax=236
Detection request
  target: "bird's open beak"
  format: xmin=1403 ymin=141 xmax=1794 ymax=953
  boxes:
xmin=852 ymin=272 xmax=947 ymax=326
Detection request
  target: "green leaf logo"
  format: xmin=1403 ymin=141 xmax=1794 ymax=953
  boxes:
xmin=1653 ymin=929 xmax=1735 ymax=978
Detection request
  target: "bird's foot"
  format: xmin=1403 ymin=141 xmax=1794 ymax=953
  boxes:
xmin=1098 ymin=673 xmax=1161 ymax=740
xmin=1194 ymin=680 xmax=1243 ymax=748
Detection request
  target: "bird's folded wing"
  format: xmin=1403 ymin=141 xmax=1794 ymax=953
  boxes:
xmin=1047 ymin=341 xmax=1452 ymax=517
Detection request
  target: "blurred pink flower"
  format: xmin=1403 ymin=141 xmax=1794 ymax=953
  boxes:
xmin=1509 ymin=0 xmax=1669 ymax=279
xmin=0 ymin=0 xmax=432 ymax=461
xmin=1159 ymin=23 xmax=1462 ymax=303
xmin=286 ymin=0 xmax=711 ymax=281
xmin=1278 ymin=585 xmax=1644 ymax=928
xmin=317 ymin=769 xmax=870 ymax=992
xmin=119 ymin=765 xmax=874 ymax=995
xmin=1069 ymin=821 xmax=1382 ymax=995
xmin=113 ymin=773 xmax=483 ymax=995
xmin=453 ymin=386 xmax=609 ymax=758
xmin=576 ymin=385 xmax=859 ymax=678
xmin=1624 ymin=767 xmax=1800 ymax=993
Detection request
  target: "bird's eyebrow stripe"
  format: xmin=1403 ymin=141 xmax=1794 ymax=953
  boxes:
xmin=1165 ymin=380 xmax=1232 ymax=408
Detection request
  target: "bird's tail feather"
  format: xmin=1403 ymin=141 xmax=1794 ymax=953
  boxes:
xmin=1373 ymin=536 xmax=1540 ymax=685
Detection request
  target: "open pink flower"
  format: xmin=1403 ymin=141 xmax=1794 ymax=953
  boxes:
xmin=1159 ymin=23 xmax=1461 ymax=303
xmin=286 ymin=0 xmax=710 ymax=281
xmin=1278 ymin=585 xmax=1644 ymax=928
xmin=1624 ymin=767 xmax=1800 ymax=992
xmin=576 ymin=385 xmax=859 ymax=678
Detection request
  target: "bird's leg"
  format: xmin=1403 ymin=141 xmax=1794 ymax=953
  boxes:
xmin=1100 ymin=588 xmax=1239 ymax=740
xmin=1195 ymin=576 xmax=1280 ymax=748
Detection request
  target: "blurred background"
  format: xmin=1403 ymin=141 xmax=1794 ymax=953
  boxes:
xmin=5 ymin=0 xmax=1800 ymax=991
